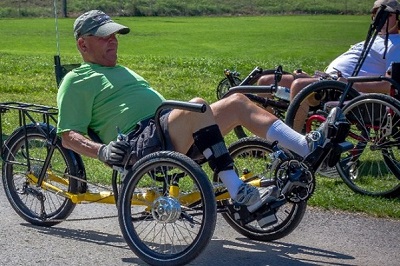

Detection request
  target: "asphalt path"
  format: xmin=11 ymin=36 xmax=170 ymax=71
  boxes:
xmin=0 ymin=190 xmax=399 ymax=266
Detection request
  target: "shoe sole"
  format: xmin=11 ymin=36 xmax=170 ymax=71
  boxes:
xmin=247 ymin=187 xmax=279 ymax=213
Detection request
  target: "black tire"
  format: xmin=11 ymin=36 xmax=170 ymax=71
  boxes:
xmin=118 ymin=151 xmax=217 ymax=266
xmin=285 ymin=80 xmax=360 ymax=133
xmin=2 ymin=124 xmax=79 ymax=226
xmin=216 ymin=76 xmax=242 ymax=100
xmin=223 ymin=137 xmax=307 ymax=241
xmin=337 ymin=93 xmax=400 ymax=197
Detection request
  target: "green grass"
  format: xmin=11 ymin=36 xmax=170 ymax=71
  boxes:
xmin=1 ymin=16 xmax=367 ymax=60
xmin=0 ymin=15 xmax=399 ymax=219
xmin=0 ymin=15 xmax=368 ymax=99
xmin=0 ymin=0 xmax=373 ymax=17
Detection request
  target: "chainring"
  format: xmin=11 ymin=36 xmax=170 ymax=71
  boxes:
xmin=274 ymin=158 xmax=315 ymax=203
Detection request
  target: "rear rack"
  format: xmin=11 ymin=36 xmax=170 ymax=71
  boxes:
xmin=0 ymin=102 xmax=59 ymax=155
xmin=0 ymin=102 xmax=58 ymax=115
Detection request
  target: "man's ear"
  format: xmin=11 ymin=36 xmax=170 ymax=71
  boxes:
xmin=77 ymin=38 xmax=87 ymax=52
xmin=397 ymin=11 xmax=400 ymax=30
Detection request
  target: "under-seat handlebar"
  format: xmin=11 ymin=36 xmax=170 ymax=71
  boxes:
xmin=155 ymin=100 xmax=207 ymax=150
xmin=221 ymin=85 xmax=276 ymax=99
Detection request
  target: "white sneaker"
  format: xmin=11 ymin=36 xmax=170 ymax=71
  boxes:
xmin=234 ymin=183 xmax=279 ymax=213
xmin=233 ymin=183 xmax=259 ymax=206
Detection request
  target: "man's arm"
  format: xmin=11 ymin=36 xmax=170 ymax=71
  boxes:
xmin=61 ymin=130 xmax=102 ymax=158
xmin=61 ymin=130 xmax=131 ymax=165
xmin=337 ymin=77 xmax=391 ymax=94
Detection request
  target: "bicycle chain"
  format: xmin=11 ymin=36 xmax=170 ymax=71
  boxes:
xmin=32 ymin=169 xmax=120 ymax=223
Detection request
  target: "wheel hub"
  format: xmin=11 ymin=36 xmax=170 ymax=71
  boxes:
xmin=151 ymin=196 xmax=181 ymax=223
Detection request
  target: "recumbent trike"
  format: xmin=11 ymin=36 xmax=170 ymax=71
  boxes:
xmin=0 ymin=93 xmax=353 ymax=265
xmin=215 ymin=5 xmax=400 ymax=198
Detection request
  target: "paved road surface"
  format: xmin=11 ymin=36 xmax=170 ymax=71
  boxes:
xmin=0 ymin=190 xmax=399 ymax=266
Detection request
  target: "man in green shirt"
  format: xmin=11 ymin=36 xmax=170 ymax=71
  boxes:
xmin=57 ymin=10 xmax=331 ymax=213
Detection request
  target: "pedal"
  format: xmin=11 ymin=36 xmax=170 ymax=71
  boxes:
xmin=333 ymin=121 xmax=350 ymax=142
xmin=227 ymin=204 xmax=256 ymax=225
xmin=229 ymin=204 xmax=278 ymax=228
xmin=255 ymin=199 xmax=287 ymax=227
xmin=257 ymin=209 xmax=277 ymax=228
xmin=227 ymin=198 xmax=286 ymax=227
xmin=327 ymin=141 xmax=354 ymax=167
xmin=304 ymin=144 xmax=331 ymax=168
xmin=326 ymin=113 xmax=351 ymax=168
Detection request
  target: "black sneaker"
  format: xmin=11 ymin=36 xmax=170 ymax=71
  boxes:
xmin=306 ymin=106 xmax=347 ymax=152
xmin=306 ymin=107 xmax=346 ymax=173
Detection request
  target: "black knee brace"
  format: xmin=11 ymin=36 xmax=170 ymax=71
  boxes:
xmin=192 ymin=125 xmax=234 ymax=174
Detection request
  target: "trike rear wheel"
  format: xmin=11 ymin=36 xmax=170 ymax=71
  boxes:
xmin=2 ymin=125 xmax=79 ymax=226
xmin=223 ymin=137 xmax=307 ymax=241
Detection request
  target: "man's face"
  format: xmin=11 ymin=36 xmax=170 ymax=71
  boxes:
xmin=372 ymin=9 xmax=399 ymax=34
xmin=78 ymin=33 xmax=119 ymax=67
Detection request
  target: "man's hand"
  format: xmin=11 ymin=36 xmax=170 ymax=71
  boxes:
xmin=97 ymin=141 xmax=131 ymax=165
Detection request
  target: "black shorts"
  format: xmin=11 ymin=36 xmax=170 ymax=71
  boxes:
xmin=127 ymin=110 xmax=174 ymax=164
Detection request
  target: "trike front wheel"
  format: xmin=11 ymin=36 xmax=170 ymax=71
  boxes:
xmin=285 ymin=80 xmax=360 ymax=133
xmin=118 ymin=151 xmax=217 ymax=266
xmin=338 ymin=93 xmax=400 ymax=197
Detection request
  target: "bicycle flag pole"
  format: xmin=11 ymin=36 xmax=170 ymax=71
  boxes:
xmin=53 ymin=0 xmax=64 ymax=86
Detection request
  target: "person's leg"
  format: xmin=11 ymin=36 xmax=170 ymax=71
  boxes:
xmin=211 ymin=93 xmax=310 ymax=157
xmin=290 ymin=77 xmax=319 ymax=132
xmin=257 ymin=74 xmax=295 ymax=87
xmin=256 ymin=74 xmax=295 ymax=99
xmin=165 ymin=95 xmax=307 ymax=155
xmin=165 ymin=94 xmax=337 ymax=209
xmin=166 ymin=98 xmax=214 ymax=154
xmin=190 ymin=123 xmax=279 ymax=211
xmin=166 ymin=97 xmax=276 ymax=210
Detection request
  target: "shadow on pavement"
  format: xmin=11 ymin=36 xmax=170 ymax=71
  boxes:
xmin=26 ymin=223 xmax=355 ymax=266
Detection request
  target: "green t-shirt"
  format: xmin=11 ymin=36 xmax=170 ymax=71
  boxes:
xmin=57 ymin=63 xmax=165 ymax=143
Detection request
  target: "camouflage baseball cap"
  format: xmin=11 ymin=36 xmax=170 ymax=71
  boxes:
xmin=73 ymin=10 xmax=130 ymax=40
xmin=372 ymin=0 xmax=400 ymax=13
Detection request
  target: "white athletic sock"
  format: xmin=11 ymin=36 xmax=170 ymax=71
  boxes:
xmin=266 ymin=120 xmax=309 ymax=157
xmin=201 ymin=148 xmax=244 ymax=199
xmin=218 ymin=170 xmax=243 ymax=199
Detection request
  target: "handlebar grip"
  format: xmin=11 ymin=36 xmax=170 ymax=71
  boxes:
xmin=221 ymin=85 xmax=276 ymax=98
xmin=157 ymin=100 xmax=206 ymax=114
xmin=155 ymin=100 xmax=207 ymax=150
xmin=347 ymin=76 xmax=385 ymax=83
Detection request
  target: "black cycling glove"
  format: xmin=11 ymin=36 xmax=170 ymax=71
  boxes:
xmin=97 ymin=140 xmax=131 ymax=165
